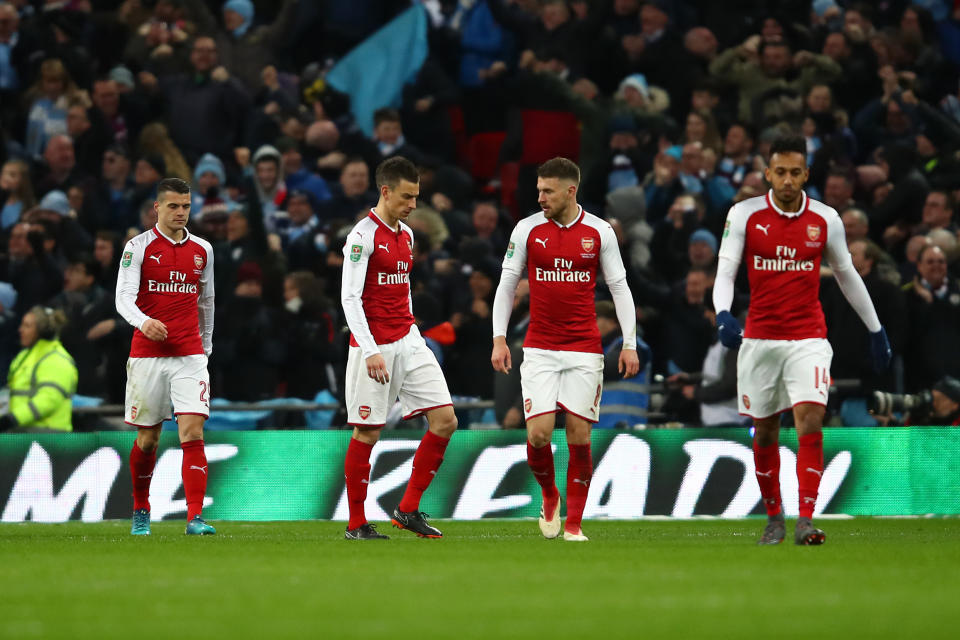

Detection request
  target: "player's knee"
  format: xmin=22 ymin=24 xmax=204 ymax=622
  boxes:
xmin=528 ymin=430 xmax=552 ymax=448
xmin=137 ymin=428 xmax=160 ymax=453
xmin=433 ymin=412 xmax=457 ymax=438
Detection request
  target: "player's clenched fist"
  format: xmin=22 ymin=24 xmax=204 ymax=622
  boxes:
xmin=491 ymin=336 xmax=512 ymax=373
xmin=365 ymin=354 xmax=389 ymax=384
xmin=140 ymin=318 xmax=168 ymax=342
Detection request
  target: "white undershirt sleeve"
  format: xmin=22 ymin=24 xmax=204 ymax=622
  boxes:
xmin=492 ymin=269 xmax=521 ymax=338
xmin=599 ymin=223 xmax=636 ymax=350
xmin=492 ymin=222 xmax=529 ymax=338
xmin=714 ymin=203 xmax=746 ymax=314
xmin=824 ymin=213 xmax=881 ymax=332
xmin=197 ymin=242 xmax=215 ymax=356
xmin=713 ymin=256 xmax=739 ymax=314
xmin=340 ymin=231 xmax=380 ymax=358
xmin=115 ymin=239 xmax=149 ymax=330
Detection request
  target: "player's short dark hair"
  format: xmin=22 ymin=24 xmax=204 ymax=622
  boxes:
xmin=373 ymin=107 xmax=401 ymax=126
xmin=375 ymin=156 xmax=419 ymax=189
xmin=157 ymin=178 xmax=190 ymax=200
xmin=537 ymin=157 xmax=581 ymax=186
xmin=769 ymin=135 xmax=807 ymax=162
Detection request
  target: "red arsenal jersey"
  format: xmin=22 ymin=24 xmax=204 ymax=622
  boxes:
xmin=116 ymin=227 xmax=215 ymax=358
xmin=341 ymin=210 xmax=415 ymax=356
xmin=718 ymin=191 xmax=852 ymax=340
xmin=500 ymin=206 xmax=625 ymax=354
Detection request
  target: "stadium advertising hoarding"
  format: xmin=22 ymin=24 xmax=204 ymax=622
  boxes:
xmin=1 ymin=428 xmax=958 ymax=522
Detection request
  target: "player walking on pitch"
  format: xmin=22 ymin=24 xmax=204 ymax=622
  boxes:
xmin=116 ymin=178 xmax=216 ymax=536
xmin=713 ymin=136 xmax=891 ymax=545
xmin=491 ymin=158 xmax=639 ymax=541
xmin=340 ymin=157 xmax=458 ymax=540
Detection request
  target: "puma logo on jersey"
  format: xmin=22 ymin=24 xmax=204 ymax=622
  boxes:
xmin=378 ymin=243 xmax=390 ymax=253
xmin=534 ymin=238 xmax=548 ymax=248
xmin=755 ymin=224 xmax=770 ymax=236
xmin=189 ymin=465 xmax=207 ymax=475
xmin=755 ymin=470 xmax=774 ymax=478
xmin=805 ymin=467 xmax=823 ymax=478
xmin=149 ymin=254 xmax=162 ymax=263
xmin=572 ymin=478 xmax=590 ymax=486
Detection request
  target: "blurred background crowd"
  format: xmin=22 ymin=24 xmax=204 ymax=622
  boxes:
xmin=1 ymin=0 xmax=960 ymax=429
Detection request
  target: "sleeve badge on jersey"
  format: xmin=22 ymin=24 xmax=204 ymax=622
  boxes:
xmin=506 ymin=242 xmax=515 ymax=258
xmin=723 ymin=220 xmax=730 ymax=238
xmin=350 ymin=244 xmax=363 ymax=262
xmin=806 ymin=224 xmax=821 ymax=241
xmin=121 ymin=251 xmax=132 ymax=267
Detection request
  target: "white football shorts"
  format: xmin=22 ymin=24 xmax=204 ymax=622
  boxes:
xmin=345 ymin=325 xmax=452 ymax=427
xmin=737 ymin=338 xmax=833 ymax=419
xmin=520 ymin=347 xmax=604 ymax=423
xmin=124 ymin=354 xmax=210 ymax=427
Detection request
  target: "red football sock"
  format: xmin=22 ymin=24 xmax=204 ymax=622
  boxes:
xmin=344 ymin=438 xmax=374 ymax=530
xmin=797 ymin=432 xmax=824 ymax=519
xmin=753 ymin=439 xmax=782 ymax=517
xmin=565 ymin=443 xmax=592 ymax=533
xmin=527 ymin=440 xmax=560 ymax=512
xmin=398 ymin=430 xmax=450 ymax=513
xmin=181 ymin=440 xmax=207 ymax=520
xmin=129 ymin=441 xmax=156 ymax=512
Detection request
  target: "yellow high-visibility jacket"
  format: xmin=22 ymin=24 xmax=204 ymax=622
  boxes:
xmin=7 ymin=339 xmax=78 ymax=431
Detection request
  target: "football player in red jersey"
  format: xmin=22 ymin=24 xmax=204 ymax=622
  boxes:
xmin=714 ymin=136 xmax=891 ymax=545
xmin=491 ymin=158 xmax=639 ymax=541
xmin=339 ymin=157 xmax=458 ymax=540
xmin=116 ymin=178 xmax=216 ymax=536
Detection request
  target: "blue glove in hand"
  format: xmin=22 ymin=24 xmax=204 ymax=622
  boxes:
xmin=869 ymin=326 xmax=892 ymax=374
xmin=716 ymin=310 xmax=742 ymax=349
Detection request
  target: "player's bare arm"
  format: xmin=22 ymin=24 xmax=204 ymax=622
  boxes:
xmin=618 ymin=348 xmax=639 ymax=378
xmin=140 ymin=318 xmax=168 ymax=342
xmin=491 ymin=336 xmax=512 ymax=373
xmin=366 ymin=353 xmax=389 ymax=384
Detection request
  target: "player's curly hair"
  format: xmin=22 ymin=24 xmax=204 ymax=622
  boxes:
xmin=769 ymin=135 xmax=807 ymax=161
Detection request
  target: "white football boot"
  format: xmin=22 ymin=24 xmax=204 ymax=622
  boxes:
xmin=538 ymin=495 xmax=562 ymax=539
xmin=563 ymin=528 xmax=589 ymax=542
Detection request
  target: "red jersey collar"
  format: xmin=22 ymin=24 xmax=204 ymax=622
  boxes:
xmin=153 ymin=225 xmax=191 ymax=245
xmin=765 ymin=189 xmax=807 ymax=219
xmin=549 ymin=204 xmax=584 ymax=228
xmin=368 ymin=208 xmax=402 ymax=234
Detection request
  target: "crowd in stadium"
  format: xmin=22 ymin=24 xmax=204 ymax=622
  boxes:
xmin=1 ymin=0 xmax=960 ymax=429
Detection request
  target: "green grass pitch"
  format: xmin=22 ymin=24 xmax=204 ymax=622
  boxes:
xmin=1 ymin=518 xmax=958 ymax=639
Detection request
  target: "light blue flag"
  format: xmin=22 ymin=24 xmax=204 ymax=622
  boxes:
xmin=326 ymin=5 xmax=429 ymax=137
